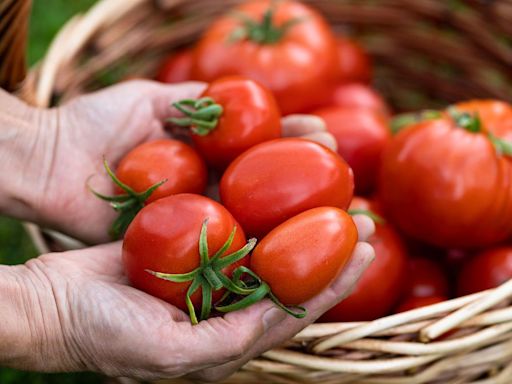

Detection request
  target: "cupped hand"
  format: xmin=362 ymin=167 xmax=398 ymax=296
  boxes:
xmin=16 ymin=215 xmax=374 ymax=381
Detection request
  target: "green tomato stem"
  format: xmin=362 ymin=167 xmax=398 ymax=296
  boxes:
xmin=168 ymin=97 xmax=223 ymax=136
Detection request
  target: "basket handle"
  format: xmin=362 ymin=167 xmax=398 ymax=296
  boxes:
xmin=0 ymin=0 xmax=31 ymax=93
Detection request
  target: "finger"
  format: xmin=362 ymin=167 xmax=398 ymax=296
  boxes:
xmin=352 ymin=214 xmax=376 ymax=242
xmin=190 ymin=246 xmax=375 ymax=381
xmin=301 ymin=131 xmax=338 ymax=152
xmin=281 ymin=114 xmax=326 ymax=137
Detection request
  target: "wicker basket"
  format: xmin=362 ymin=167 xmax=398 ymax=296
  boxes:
xmin=3 ymin=0 xmax=512 ymax=383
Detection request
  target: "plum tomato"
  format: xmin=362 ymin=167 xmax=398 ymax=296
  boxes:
xmin=325 ymin=83 xmax=390 ymax=117
xmin=396 ymin=296 xmax=447 ymax=313
xmin=336 ymin=36 xmax=372 ymax=84
xmin=156 ymin=50 xmax=193 ymax=83
xmin=405 ymin=257 xmax=449 ymax=299
xmin=220 ymin=138 xmax=354 ymax=238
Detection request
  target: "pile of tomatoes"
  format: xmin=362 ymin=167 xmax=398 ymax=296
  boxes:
xmin=97 ymin=0 xmax=512 ymax=324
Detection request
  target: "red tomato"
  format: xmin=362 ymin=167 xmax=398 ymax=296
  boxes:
xmin=405 ymin=257 xmax=449 ymax=299
xmin=191 ymin=0 xmax=339 ymax=114
xmin=326 ymin=83 xmax=390 ymax=117
xmin=336 ymin=37 xmax=372 ymax=84
xmin=457 ymin=246 xmax=512 ymax=296
xmin=156 ymin=50 xmax=193 ymax=83
xmin=320 ymin=197 xmax=408 ymax=322
xmin=123 ymin=194 xmax=248 ymax=312
xmin=220 ymin=138 xmax=354 ymax=238
xmin=313 ymin=106 xmax=391 ymax=194
xmin=379 ymin=100 xmax=512 ymax=248
xmin=251 ymin=207 xmax=357 ymax=304
xmin=396 ymin=296 xmax=447 ymax=313
xmin=180 ymin=76 xmax=281 ymax=169
xmin=116 ymin=139 xmax=207 ymax=203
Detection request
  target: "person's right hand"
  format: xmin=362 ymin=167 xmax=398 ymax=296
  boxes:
xmin=5 ymin=216 xmax=374 ymax=381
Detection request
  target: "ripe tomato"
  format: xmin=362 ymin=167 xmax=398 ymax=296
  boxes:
xmin=123 ymin=194 xmax=249 ymax=313
xmin=336 ymin=37 xmax=372 ymax=84
xmin=396 ymin=296 xmax=447 ymax=313
xmin=156 ymin=50 xmax=193 ymax=83
xmin=405 ymin=257 xmax=449 ymax=299
xmin=191 ymin=0 xmax=339 ymax=114
xmin=457 ymin=246 xmax=512 ymax=296
xmin=325 ymin=83 xmax=390 ymax=117
xmin=116 ymin=139 xmax=207 ymax=203
xmin=251 ymin=207 xmax=357 ymax=304
xmin=320 ymin=197 xmax=408 ymax=322
xmin=313 ymin=106 xmax=391 ymax=194
xmin=172 ymin=76 xmax=281 ymax=169
xmin=379 ymin=100 xmax=512 ymax=248
xmin=220 ymin=138 xmax=354 ymax=238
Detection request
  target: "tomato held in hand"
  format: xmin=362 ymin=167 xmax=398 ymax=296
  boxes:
xmin=336 ymin=37 xmax=372 ymax=84
xmin=220 ymin=138 xmax=354 ymax=238
xmin=457 ymin=246 xmax=512 ymax=296
xmin=379 ymin=100 xmax=512 ymax=248
xmin=156 ymin=50 xmax=193 ymax=83
xmin=396 ymin=296 xmax=447 ymax=313
xmin=116 ymin=139 xmax=207 ymax=203
xmin=191 ymin=0 xmax=339 ymax=114
xmin=251 ymin=207 xmax=357 ymax=304
xmin=325 ymin=83 xmax=390 ymax=117
xmin=320 ymin=197 xmax=408 ymax=322
xmin=405 ymin=257 xmax=449 ymax=299
xmin=123 ymin=194 xmax=252 ymax=323
xmin=171 ymin=76 xmax=281 ymax=169
xmin=313 ymin=106 xmax=391 ymax=194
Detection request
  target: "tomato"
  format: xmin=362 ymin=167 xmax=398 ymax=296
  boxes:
xmin=123 ymin=194 xmax=249 ymax=314
xmin=457 ymin=246 xmax=512 ymax=296
xmin=172 ymin=76 xmax=281 ymax=169
xmin=116 ymin=139 xmax=207 ymax=203
xmin=405 ymin=257 xmax=449 ymax=299
xmin=191 ymin=0 xmax=339 ymax=114
xmin=325 ymin=83 xmax=390 ymax=117
xmin=251 ymin=207 xmax=357 ymax=304
xmin=313 ymin=106 xmax=391 ymax=194
xmin=320 ymin=197 xmax=408 ymax=322
xmin=220 ymin=138 xmax=354 ymax=238
xmin=336 ymin=37 xmax=372 ymax=84
xmin=379 ymin=100 xmax=512 ymax=248
xmin=156 ymin=50 xmax=193 ymax=83
xmin=456 ymin=100 xmax=512 ymax=141
xmin=396 ymin=296 xmax=447 ymax=313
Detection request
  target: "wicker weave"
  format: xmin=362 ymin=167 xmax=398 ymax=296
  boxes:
xmin=2 ymin=0 xmax=512 ymax=383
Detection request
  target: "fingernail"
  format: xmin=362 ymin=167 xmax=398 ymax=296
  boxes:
xmin=262 ymin=307 xmax=287 ymax=332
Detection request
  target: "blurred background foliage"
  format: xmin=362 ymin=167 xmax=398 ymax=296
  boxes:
xmin=0 ymin=1 xmax=105 ymax=383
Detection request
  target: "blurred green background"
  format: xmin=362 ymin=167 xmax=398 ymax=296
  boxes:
xmin=0 ymin=2 xmax=106 ymax=383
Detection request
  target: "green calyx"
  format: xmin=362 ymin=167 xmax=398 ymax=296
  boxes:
xmin=168 ymin=97 xmax=223 ymax=136
xmin=148 ymin=219 xmax=306 ymax=324
xmin=229 ymin=4 xmax=304 ymax=45
xmin=489 ymin=133 xmax=512 ymax=157
xmin=390 ymin=110 xmax=442 ymax=135
xmin=90 ymin=160 xmax=166 ymax=239
xmin=348 ymin=208 xmax=385 ymax=225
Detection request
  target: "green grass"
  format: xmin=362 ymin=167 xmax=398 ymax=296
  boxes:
xmin=0 ymin=1 xmax=104 ymax=383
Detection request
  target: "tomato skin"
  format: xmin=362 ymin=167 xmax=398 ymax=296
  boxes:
xmin=122 ymin=194 xmax=248 ymax=311
xmin=251 ymin=207 xmax=357 ymax=304
xmin=379 ymin=107 xmax=512 ymax=249
xmin=336 ymin=37 xmax=372 ymax=84
xmin=325 ymin=83 xmax=390 ymax=117
xmin=457 ymin=246 xmax=512 ymax=296
xmin=320 ymin=197 xmax=408 ymax=322
xmin=156 ymin=50 xmax=193 ymax=83
xmin=191 ymin=0 xmax=339 ymax=115
xmin=396 ymin=296 xmax=447 ymax=313
xmin=405 ymin=257 xmax=449 ymax=299
xmin=456 ymin=100 xmax=512 ymax=141
xmin=220 ymin=138 xmax=354 ymax=238
xmin=313 ymin=106 xmax=391 ymax=194
xmin=116 ymin=139 xmax=207 ymax=203
xmin=193 ymin=76 xmax=281 ymax=169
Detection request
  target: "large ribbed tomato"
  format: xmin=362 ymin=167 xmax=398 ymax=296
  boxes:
xmin=251 ymin=207 xmax=357 ymax=304
xmin=220 ymin=138 xmax=354 ymax=238
xmin=379 ymin=100 xmax=512 ymax=248
xmin=191 ymin=0 xmax=339 ymax=114
xmin=320 ymin=197 xmax=408 ymax=321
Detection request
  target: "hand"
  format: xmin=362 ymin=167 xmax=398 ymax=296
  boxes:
xmin=7 ymin=216 xmax=374 ymax=380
